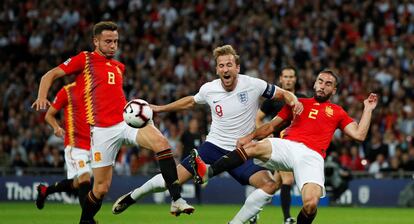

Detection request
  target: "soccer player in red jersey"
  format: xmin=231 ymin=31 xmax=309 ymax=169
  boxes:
xmin=32 ymin=21 xmax=193 ymax=224
xmin=36 ymin=82 xmax=92 ymax=210
xmin=191 ymin=69 xmax=378 ymax=224
xmin=256 ymin=67 xmax=306 ymax=224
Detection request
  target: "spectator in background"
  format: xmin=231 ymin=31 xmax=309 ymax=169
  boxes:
xmin=10 ymin=153 xmax=28 ymax=176
xmin=368 ymin=154 xmax=390 ymax=178
xmin=349 ymin=145 xmax=365 ymax=171
xmin=0 ymin=144 xmax=10 ymax=167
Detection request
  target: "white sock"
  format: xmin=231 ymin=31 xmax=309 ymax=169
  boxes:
xmin=229 ymin=188 xmax=273 ymax=224
xmin=130 ymin=173 xmax=167 ymax=201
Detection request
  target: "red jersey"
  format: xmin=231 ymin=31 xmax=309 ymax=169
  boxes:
xmin=58 ymin=51 xmax=126 ymax=127
xmin=278 ymin=98 xmax=354 ymax=158
xmin=52 ymin=83 xmax=90 ymax=150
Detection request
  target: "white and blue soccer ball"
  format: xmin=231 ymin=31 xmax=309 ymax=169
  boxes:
xmin=123 ymin=99 xmax=153 ymax=128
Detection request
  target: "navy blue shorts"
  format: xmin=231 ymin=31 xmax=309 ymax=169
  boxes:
xmin=181 ymin=141 xmax=267 ymax=185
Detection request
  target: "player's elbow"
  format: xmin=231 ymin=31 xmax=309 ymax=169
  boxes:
xmin=353 ymin=133 xmax=367 ymax=142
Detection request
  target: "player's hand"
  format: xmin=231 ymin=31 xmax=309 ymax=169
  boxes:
xmin=54 ymin=127 xmax=65 ymax=138
xmin=292 ymin=101 xmax=303 ymax=116
xmin=236 ymin=135 xmax=254 ymax=149
xmin=31 ymin=98 xmax=50 ymax=111
xmin=363 ymin=93 xmax=378 ymax=110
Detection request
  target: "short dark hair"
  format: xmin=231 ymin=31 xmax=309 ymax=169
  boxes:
xmin=93 ymin=21 xmax=118 ymax=37
xmin=319 ymin=68 xmax=340 ymax=87
xmin=279 ymin=66 xmax=297 ymax=77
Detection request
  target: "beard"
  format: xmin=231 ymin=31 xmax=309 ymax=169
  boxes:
xmin=314 ymin=91 xmax=332 ymax=102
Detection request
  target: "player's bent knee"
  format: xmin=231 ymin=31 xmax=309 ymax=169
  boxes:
xmin=258 ymin=177 xmax=278 ymax=194
xmin=93 ymin=182 xmax=110 ymax=198
xmin=302 ymin=196 xmax=318 ymax=214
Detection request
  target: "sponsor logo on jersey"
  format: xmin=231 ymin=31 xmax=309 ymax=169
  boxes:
xmin=63 ymin=58 xmax=71 ymax=66
xmin=238 ymin=91 xmax=248 ymax=104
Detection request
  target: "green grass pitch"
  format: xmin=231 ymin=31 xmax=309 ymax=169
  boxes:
xmin=0 ymin=202 xmax=412 ymax=224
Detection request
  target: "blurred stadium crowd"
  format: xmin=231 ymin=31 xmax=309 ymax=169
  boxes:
xmin=0 ymin=0 xmax=413 ymax=177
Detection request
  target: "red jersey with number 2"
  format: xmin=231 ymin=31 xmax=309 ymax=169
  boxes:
xmin=278 ymin=97 xmax=354 ymax=158
xmin=51 ymin=83 xmax=90 ymax=150
xmin=58 ymin=51 xmax=126 ymax=127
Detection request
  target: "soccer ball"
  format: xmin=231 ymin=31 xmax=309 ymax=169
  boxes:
xmin=123 ymin=99 xmax=153 ymax=128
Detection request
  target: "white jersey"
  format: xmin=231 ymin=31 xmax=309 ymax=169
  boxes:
xmin=194 ymin=74 xmax=277 ymax=151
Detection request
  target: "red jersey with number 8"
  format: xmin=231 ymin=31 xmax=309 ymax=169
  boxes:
xmin=59 ymin=51 xmax=126 ymax=127
xmin=278 ymin=97 xmax=354 ymax=158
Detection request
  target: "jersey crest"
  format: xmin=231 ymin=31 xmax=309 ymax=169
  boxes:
xmin=325 ymin=106 xmax=334 ymax=117
xmin=238 ymin=91 xmax=248 ymax=104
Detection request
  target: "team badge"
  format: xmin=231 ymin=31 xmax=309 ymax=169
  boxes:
xmin=238 ymin=91 xmax=248 ymax=104
xmin=94 ymin=152 xmax=102 ymax=162
xmin=79 ymin=160 xmax=85 ymax=168
xmin=325 ymin=106 xmax=334 ymax=117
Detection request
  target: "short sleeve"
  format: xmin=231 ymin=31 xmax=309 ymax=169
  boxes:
xmin=277 ymin=104 xmax=292 ymax=120
xmin=339 ymin=108 xmax=355 ymax=130
xmin=58 ymin=52 xmax=86 ymax=75
xmin=51 ymin=88 xmax=68 ymax=111
xmin=193 ymin=84 xmax=207 ymax=104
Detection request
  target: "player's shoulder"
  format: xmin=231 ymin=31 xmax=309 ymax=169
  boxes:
xmin=200 ymin=79 xmax=219 ymax=90
xmin=239 ymin=74 xmax=263 ymax=83
xmin=299 ymin=97 xmax=313 ymax=103
xmin=111 ymin=58 xmax=125 ymax=67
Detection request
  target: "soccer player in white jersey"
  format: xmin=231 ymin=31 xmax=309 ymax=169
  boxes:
xmin=112 ymin=45 xmax=303 ymax=224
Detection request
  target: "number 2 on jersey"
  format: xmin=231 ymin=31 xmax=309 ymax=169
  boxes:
xmin=308 ymin=108 xmax=318 ymax=119
xmin=215 ymin=105 xmax=223 ymax=117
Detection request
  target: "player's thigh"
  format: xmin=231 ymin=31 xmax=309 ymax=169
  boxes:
xmin=91 ymin=124 xmax=124 ymax=168
xmin=64 ymin=146 xmax=78 ymax=179
xmin=71 ymin=148 xmax=92 ymax=178
xmin=252 ymin=138 xmax=294 ymax=172
xmin=293 ymin=146 xmax=325 ymax=197
xmin=279 ymin=171 xmax=294 ymax=185
xmin=228 ymin=159 xmax=268 ymax=185
xmin=136 ymin=124 xmax=170 ymax=152
xmin=244 ymin=139 xmax=273 ymax=161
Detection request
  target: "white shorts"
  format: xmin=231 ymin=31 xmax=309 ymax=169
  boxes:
xmin=254 ymin=138 xmax=326 ymax=197
xmin=91 ymin=121 xmax=138 ymax=168
xmin=64 ymin=146 xmax=92 ymax=179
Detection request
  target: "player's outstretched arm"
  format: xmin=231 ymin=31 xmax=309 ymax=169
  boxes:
xmin=44 ymin=106 xmax=65 ymax=138
xmin=150 ymin=96 xmax=196 ymax=113
xmin=237 ymin=116 xmax=284 ymax=149
xmin=273 ymin=87 xmax=303 ymax=116
xmin=343 ymin=93 xmax=378 ymax=141
xmin=31 ymin=67 xmax=66 ymax=111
